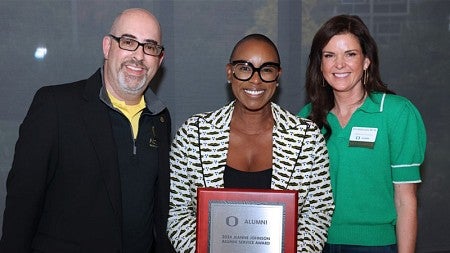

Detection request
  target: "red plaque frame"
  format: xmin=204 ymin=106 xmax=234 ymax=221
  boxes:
xmin=196 ymin=188 xmax=298 ymax=253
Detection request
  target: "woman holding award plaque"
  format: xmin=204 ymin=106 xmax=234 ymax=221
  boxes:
xmin=168 ymin=33 xmax=334 ymax=252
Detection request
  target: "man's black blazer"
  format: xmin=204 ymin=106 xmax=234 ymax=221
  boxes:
xmin=0 ymin=69 xmax=174 ymax=253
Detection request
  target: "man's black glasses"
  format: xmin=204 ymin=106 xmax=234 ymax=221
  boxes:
xmin=109 ymin=34 xmax=164 ymax=56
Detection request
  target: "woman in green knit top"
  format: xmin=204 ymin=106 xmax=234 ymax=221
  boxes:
xmin=299 ymin=15 xmax=426 ymax=253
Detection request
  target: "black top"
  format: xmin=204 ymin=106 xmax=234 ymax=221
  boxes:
xmin=110 ymin=107 xmax=161 ymax=253
xmin=223 ymin=165 xmax=272 ymax=189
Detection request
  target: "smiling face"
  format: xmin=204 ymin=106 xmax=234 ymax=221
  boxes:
xmin=226 ymin=39 xmax=281 ymax=112
xmin=102 ymin=9 xmax=164 ymax=104
xmin=321 ymin=33 xmax=370 ymax=94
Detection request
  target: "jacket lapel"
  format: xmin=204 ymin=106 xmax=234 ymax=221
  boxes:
xmin=198 ymin=102 xmax=234 ymax=188
xmin=271 ymin=103 xmax=306 ymax=190
xmin=81 ymin=69 xmax=122 ymax=217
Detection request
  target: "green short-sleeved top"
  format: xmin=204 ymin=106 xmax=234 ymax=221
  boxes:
xmin=299 ymin=92 xmax=426 ymax=246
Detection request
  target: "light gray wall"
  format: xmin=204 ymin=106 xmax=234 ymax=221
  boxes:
xmin=0 ymin=1 xmax=448 ymax=252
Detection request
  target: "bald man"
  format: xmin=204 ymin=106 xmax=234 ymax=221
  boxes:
xmin=0 ymin=8 xmax=174 ymax=253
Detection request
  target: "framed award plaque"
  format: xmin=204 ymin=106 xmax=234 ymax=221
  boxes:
xmin=196 ymin=188 xmax=298 ymax=253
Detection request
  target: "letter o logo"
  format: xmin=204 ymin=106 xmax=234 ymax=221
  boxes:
xmin=226 ymin=216 xmax=238 ymax=227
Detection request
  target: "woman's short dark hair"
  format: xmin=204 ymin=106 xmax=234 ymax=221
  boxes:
xmin=229 ymin=33 xmax=280 ymax=63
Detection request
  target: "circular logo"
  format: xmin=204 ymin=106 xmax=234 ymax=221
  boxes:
xmin=225 ymin=216 xmax=238 ymax=227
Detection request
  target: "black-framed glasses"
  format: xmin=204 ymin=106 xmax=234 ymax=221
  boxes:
xmin=109 ymin=34 xmax=164 ymax=56
xmin=230 ymin=60 xmax=280 ymax=83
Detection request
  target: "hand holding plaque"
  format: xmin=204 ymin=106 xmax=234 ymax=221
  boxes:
xmin=196 ymin=188 xmax=298 ymax=253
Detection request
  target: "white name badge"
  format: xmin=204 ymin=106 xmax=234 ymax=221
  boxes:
xmin=349 ymin=127 xmax=378 ymax=148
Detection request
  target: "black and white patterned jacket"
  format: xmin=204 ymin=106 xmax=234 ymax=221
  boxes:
xmin=168 ymin=101 xmax=334 ymax=252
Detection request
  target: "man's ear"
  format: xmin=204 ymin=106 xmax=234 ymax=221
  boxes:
xmin=158 ymin=52 xmax=165 ymax=66
xmin=103 ymin=36 xmax=111 ymax=60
